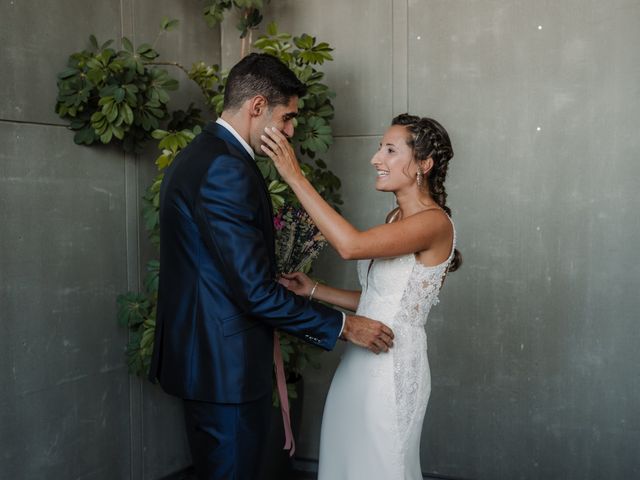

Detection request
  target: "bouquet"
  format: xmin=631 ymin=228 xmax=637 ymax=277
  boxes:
xmin=272 ymin=204 xmax=328 ymax=403
xmin=274 ymin=205 xmax=327 ymax=274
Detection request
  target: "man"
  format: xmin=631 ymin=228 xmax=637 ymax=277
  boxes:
xmin=149 ymin=53 xmax=393 ymax=480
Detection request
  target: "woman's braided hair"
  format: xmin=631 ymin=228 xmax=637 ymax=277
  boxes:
xmin=392 ymin=113 xmax=462 ymax=272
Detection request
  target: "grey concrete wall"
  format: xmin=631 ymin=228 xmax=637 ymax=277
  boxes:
xmin=227 ymin=1 xmax=640 ymax=479
xmin=3 ymin=0 xmax=639 ymax=479
xmin=410 ymin=1 xmax=640 ymax=479
xmin=1 ymin=1 xmax=219 ymax=478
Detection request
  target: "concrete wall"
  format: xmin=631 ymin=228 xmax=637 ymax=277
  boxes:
xmin=231 ymin=1 xmax=639 ymax=479
xmin=0 ymin=1 xmax=219 ymax=478
xmin=3 ymin=1 xmax=639 ymax=479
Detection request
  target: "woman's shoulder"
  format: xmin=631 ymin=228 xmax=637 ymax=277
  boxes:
xmin=382 ymin=206 xmax=452 ymax=235
xmin=410 ymin=207 xmax=454 ymax=251
xmin=412 ymin=206 xmax=452 ymax=228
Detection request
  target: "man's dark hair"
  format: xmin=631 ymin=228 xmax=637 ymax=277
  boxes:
xmin=223 ymin=53 xmax=307 ymax=111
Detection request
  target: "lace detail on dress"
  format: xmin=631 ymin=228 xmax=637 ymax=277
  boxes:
xmin=392 ymin=221 xmax=456 ymax=450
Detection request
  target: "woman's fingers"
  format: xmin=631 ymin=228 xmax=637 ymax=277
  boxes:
xmin=260 ymin=134 xmax=280 ymax=157
xmin=265 ymin=126 xmax=287 ymax=144
xmin=280 ymin=272 xmax=302 ymax=280
xmin=260 ymin=128 xmax=303 ymax=183
xmin=263 ymin=127 xmax=296 ymax=158
xmin=261 ymin=127 xmax=285 ymax=153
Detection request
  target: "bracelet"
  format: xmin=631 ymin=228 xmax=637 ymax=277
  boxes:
xmin=308 ymin=281 xmax=319 ymax=300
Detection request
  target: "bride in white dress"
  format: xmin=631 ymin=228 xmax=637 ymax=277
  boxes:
xmin=261 ymin=113 xmax=462 ymax=479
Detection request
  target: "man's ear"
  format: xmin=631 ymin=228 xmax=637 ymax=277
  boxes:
xmin=248 ymin=95 xmax=268 ymax=117
xmin=421 ymin=157 xmax=434 ymax=175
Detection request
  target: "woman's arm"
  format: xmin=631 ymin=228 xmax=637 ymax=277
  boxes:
xmin=261 ymin=128 xmax=449 ymax=260
xmin=280 ymin=272 xmax=361 ymax=312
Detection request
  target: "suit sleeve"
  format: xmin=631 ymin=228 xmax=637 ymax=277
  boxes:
xmin=196 ymin=154 xmax=343 ymax=350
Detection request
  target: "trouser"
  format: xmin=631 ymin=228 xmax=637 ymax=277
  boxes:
xmin=183 ymin=394 xmax=272 ymax=480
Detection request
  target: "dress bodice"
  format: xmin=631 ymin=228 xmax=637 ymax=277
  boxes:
xmin=355 ymin=218 xmax=456 ymax=329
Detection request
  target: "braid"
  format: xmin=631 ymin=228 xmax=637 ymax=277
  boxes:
xmin=392 ymin=113 xmax=462 ymax=272
xmin=428 ymin=162 xmax=451 ymax=217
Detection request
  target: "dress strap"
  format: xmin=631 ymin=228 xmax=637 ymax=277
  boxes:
xmin=445 ymin=214 xmax=456 ymax=262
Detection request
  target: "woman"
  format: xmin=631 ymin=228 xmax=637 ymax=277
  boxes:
xmin=261 ymin=113 xmax=462 ymax=479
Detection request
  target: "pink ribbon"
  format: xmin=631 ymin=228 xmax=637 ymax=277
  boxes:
xmin=273 ymin=331 xmax=295 ymax=457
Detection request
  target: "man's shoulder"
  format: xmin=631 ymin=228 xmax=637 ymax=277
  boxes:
xmin=171 ymin=129 xmax=239 ymax=174
xmin=190 ymin=125 xmax=251 ymax=166
xmin=188 ymin=125 xmax=231 ymax=156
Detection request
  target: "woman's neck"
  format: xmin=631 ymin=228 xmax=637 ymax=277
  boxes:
xmin=393 ymin=188 xmax=439 ymax=220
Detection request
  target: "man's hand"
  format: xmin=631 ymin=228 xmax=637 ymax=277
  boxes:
xmin=341 ymin=315 xmax=394 ymax=354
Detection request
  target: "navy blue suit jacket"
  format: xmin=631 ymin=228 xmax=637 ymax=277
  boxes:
xmin=149 ymin=122 xmax=343 ymax=403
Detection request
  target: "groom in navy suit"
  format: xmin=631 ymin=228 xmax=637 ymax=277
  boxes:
xmin=149 ymin=53 xmax=393 ymax=479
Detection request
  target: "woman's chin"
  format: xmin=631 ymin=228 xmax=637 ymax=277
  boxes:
xmin=374 ymin=179 xmax=392 ymax=192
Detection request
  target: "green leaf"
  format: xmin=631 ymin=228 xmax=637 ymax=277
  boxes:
xmin=106 ymin=103 xmax=119 ymax=123
xmin=100 ymin=128 xmax=113 ymax=143
xmin=122 ymin=37 xmax=134 ymax=53
xmin=89 ymin=35 xmax=99 ymax=50
xmin=268 ymin=181 xmax=288 ymax=194
xmin=73 ymin=126 xmax=96 ymax=145
xmin=90 ymin=111 xmax=104 ymax=122
xmin=270 ymin=194 xmax=285 ymax=210
xmin=140 ymin=327 xmax=155 ymax=349
xmin=101 ymin=39 xmax=114 ymax=50
xmin=314 ymin=104 xmax=334 ymax=118
xmin=136 ymin=43 xmax=153 ymax=54
xmin=266 ymin=21 xmax=278 ymax=36
xmin=151 ymin=129 xmax=168 ymax=140
xmin=121 ymin=103 xmax=134 ymax=125
xmin=116 ymin=292 xmax=149 ymax=328
xmin=113 ymin=125 xmax=125 ymax=139
xmin=57 ymin=68 xmax=79 ymax=80
xmin=113 ymin=87 xmax=125 ymax=103
xmin=143 ymin=202 xmax=159 ymax=231
xmin=161 ymin=18 xmax=179 ymax=31
xmin=144 ymin=259 xmax=160 ymax=292
xmin=294 ymin=33 xmax=314 ymax=50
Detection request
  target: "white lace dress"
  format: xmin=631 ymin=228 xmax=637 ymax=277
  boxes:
xmin=317 ymin=222 xmax=456 ymax=480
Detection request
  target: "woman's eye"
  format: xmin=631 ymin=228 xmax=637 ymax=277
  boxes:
xmin=387 ymin=148 xmax=395 ymax=154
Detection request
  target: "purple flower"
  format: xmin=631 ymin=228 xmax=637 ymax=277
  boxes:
xmin=274 ymin=214 xmax=285 ymax=231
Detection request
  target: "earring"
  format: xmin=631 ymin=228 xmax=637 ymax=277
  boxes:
xmin=416 ymin=171 xmax=423 ymax=187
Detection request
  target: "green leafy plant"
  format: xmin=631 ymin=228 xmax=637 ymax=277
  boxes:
xmin=117 ymin=127 xmax=201 ymax=373
xmin=203 ymin=0 xmax=270 ymax=56
xmin=59 ymin=18 xmax=346 ymax=402
xmin=254 ymin=23 xmax=341 ymax=210
xmin=55 ymin=21 xmax=180 ymax=152
xmin=121 ymin=25 xmax=342 ymax=398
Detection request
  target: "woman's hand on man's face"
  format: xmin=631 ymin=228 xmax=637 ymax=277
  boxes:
xmin=260 ymin=127 xmax=303 ymax=184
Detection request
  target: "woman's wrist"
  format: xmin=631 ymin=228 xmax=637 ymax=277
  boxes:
xmin=308 ymin=281 xmax=319 ymax=300
xmin=288 ymin=173 xmax=309 ymax=192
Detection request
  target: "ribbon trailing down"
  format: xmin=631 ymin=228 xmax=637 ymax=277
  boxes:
xmin=273 ymin=331 xmax=295 ymax=457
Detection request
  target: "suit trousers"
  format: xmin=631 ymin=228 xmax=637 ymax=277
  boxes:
xmin=183 ymin=394 xmax=272 ymax=480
